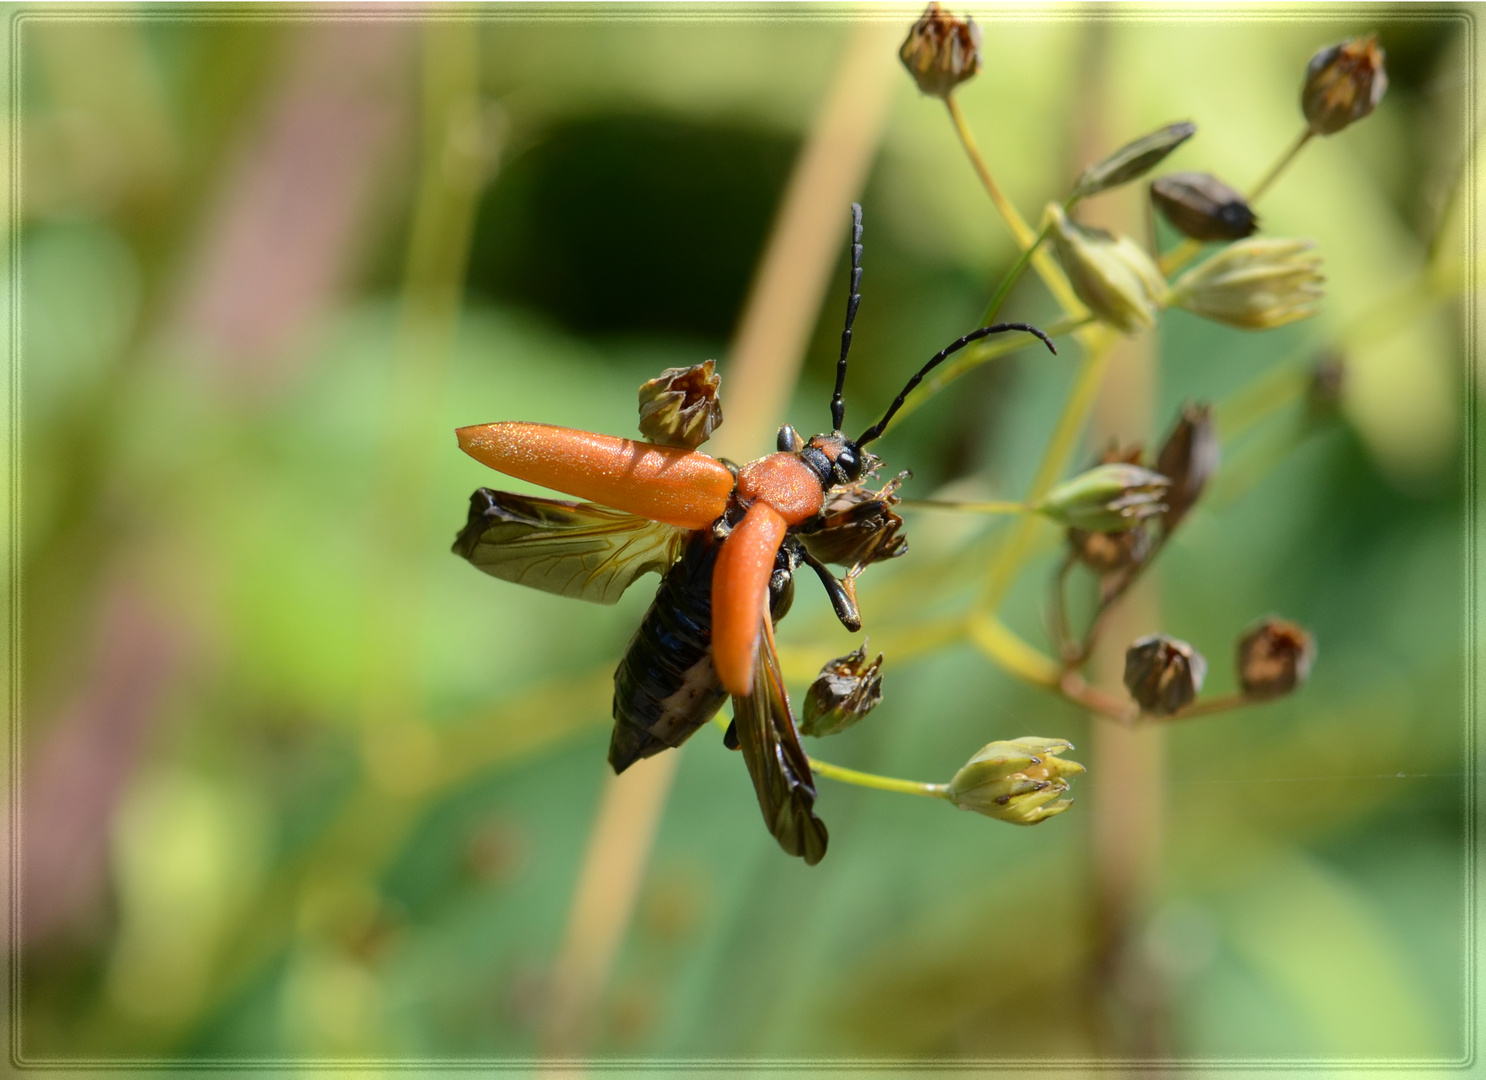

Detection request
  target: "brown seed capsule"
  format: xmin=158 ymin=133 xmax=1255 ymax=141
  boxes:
xmin=1155 ymin=402 xmax=1219 ymax=531
xmin=1124 ymin=634 xmax=1207 ymax=716
xmin=1302 ymin=34 xmax=1387 ymax=136
xmin=800 ymin=645 xmax=884 ymax=738
xmin=1069 ymin=524 xmax=1152 ymax=575
xmin=1308 ymin=350 xmax=1346 ymax=417
xmin=637 ymin=360 xmax=723 ymax=448
xmin=1237 ymin=617 xmax=1315 ymax=700
xmin=800 ymin=473 xmax=908 ymax=572
xmin=899 ymin=2 xmax=982 ymax=99
xmin=1150 ymin=172 xmax=1258 ymax=242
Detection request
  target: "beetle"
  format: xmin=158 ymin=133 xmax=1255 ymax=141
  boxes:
xmin=452 ymin=204 xmax=1054 ymax=864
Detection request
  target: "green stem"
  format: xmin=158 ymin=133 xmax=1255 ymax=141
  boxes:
xmin=901 ymin=498 xmax=1031 ymax=515
xmin=809 ymin=757 xmax=951 ymax=800
xmin=1249 ymin=125 xmax=1314 ymax=202
xmin=981 ymin=221 xmax=1052 ymax=325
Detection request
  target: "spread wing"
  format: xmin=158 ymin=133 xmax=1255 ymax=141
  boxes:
xmin=731 ymin=616 xmax=829 ymax=865
xmin=453 ymin=488 xmax=689 ymax=605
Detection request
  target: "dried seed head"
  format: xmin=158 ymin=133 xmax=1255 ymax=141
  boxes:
xmin=1170 ymin=238 xmax=1324 ymax=330
xmin=1303 ymin=34 xmax=1387 ymax=136
xmin=1155 ymin=402 xmax=1219 ymax=531
xmin=899 ymin=3 xmax=982 ymax=99
xmin=946 ymin=737 xmax=1084 ymax=825
xmin=1045 ymin=203 xmax=1169 ymax=334
xmin=1069 ymin=524 xmax=1152 ymax=575
xmin=1237 ymin=617 xmax=1315 ymax=700
xmin=1150 ymin=172 xmax=1258 ymax=242
xmin=637 ymin=360 xmax=723 ymax=448
xmin=1124 ymin=634 xmax=1207 ymax=716
xmin=800 ymin=473 xmax=908 ymax=572
xmin=1071 ymin=121 xmax=1197 ymax=202
xmin=800 ymin=645 xmax=884 ymax=737
xmin=1040 ymin=462 xmax=1170 ymax=533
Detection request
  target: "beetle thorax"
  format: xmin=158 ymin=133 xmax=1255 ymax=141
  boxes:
xmin=736 ymin=453 xmax=824 ymax=526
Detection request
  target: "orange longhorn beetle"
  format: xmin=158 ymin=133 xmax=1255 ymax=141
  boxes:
xmin=453 ymin=204 xmax=1054 ymax=864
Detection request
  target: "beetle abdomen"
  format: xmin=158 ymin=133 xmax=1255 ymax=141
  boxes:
xmin=610 ymin=530 xmax=728 ymax=772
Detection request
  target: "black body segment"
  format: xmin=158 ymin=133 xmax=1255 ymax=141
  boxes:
xmin=610 ymin=529 xmax=727 ymax=772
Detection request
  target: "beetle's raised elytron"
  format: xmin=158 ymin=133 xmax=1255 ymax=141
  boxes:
xmin=453 ymin=205 xmax=1053 ymax=864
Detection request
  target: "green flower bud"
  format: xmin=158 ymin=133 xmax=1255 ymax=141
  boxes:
xmin=1150 ymin=172 xmax=1258 ymax=242
xmin=637 ymin=360 xmax=723 ymax=448
xmin=800 ymin=645 xmax=883 ymax=737
xmin=1045 ymin=203 xmax=1168 ymax=334
xmin=1169 ymin=238 xmax=1324 ymax=330
xmin=1070 ymin=121 xmax=1196 ymax=202
xmin=1124 ymin=635 xmax=1206 ymax=716
xmin=1303 ymin=34 xmax=1387 ymax=136
xmin=899 ymin=3 xmax=981 ymax=99
xmin=1039 ymin=463 xmax=1170 ymax=533
xmin=947 ymin=737 xmax=1084 ymax=825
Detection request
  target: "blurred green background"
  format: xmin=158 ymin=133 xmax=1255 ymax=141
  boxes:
xmin=8 ymin=5 xmax=1475 ymax=1068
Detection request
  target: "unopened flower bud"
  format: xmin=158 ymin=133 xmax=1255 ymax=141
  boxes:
xmin=899 ymin=3 xmax=981 ymax=99
xmin=800 ymin=645 xmax=883 ymax=737
xmin=1170 ymin=238 xmax=1324 ymax=330
xmin=637 ymin=361 xmax=723 ymax=448
xmin=1045 ymin=203 xmax=1168 ymax=334
xmin=1155 ymin=402 xmax=1219 ymax=530
xmin=801 ymin=473 xmax=908 ymax=572
xmin=1150 ymin=172 xmax=1258 ymax=242
xmin=1303 ymin=34 xmax=1387 ymax=136
xmin=1071 ymin=121 xmax=1196 ymax=202
xmin=1040 ymin=463 xmax=1170 ymax=533
xmin=1124 ymin=634 xmax=1207 ymax=716
xmin=1237 ymin=617 xmax=1315 ymax=700
xmin=947 ymin=737 xmax=1084 ymax=825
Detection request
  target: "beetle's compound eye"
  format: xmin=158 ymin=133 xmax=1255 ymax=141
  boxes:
xmin=777 ymin=424 xmax=804 ymax=453
xmin=834 ymin=445 xmax=861 ymax=484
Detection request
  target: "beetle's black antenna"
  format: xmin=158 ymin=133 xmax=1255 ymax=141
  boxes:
xmin=856 ymin=322 xmax=1057 ymax=447
xmin=830 ymin=204 xmax=864 ymax=433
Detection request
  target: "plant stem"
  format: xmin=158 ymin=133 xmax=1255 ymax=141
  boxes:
xmin=1157 ymin=691 xmax=1251 ymax=722
xmin=944 ymin=93 xmax=1087 ymax=318
xmin=809 ymin=756 xmax=951 ymax=800
xmin=981 ymin=221 xmax=1052 ymax=325
xmin=965 ymin=612 xmax=1062 ymax=687
xmin=901 ymin=498 xmax=1031 ymax=516
xmin=977 ymin=332 xmax=1116 ymax=614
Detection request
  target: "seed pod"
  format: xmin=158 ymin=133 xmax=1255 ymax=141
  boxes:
xmin=1308 ymin=351 xmax=1346 ymax=417
xmin=899 ymin=3 xmax=982 ymax=99
xmin=1071 ymin=121 xmax=1197 ymax=202
xmin=800 ymin=473 xmax=908 ymax=572
xmin=946 ymin=737 xmax=1084 ymax=825
xmin=800 ymin=645 xmax=884 ymax=737
xmin=1303 ymin=34 xmax=1387 ymax=136
xmin=1237 ymin=617 xmax=1315 ymax=700
xmin=1155 ymin=402 xmax=1219 ymax=531
xmin=1040 ymin=463 xmax=1170 ymax=533
xmin=1124 ymin=634 xmax=1207 ymax=715
xmin=1170 ymin=238 xmax=1324 ymax=330
xmin=637 ymin=361 xmax=723 ymax=448
xmin=1045 ymin=203 xmax=1168 ymax=334
xmin=1069 ymin=524 xmax=1152 ymax=575
xmin=1150 ymin=172 xmax=1258 ymax=242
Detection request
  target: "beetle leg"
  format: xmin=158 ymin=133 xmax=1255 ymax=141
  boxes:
xmin=799 ymin=547 xmax=862 ymax=632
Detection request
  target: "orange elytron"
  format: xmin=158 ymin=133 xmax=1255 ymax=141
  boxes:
xmin=453 ymin=205 xmax=1054 ymax=864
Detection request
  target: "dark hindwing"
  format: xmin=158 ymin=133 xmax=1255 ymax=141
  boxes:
xmin=732 ymin=617 xmax=828 ymax=866
xmin=453 ymin=488 xmax=686 ymax=605
xmin=611 ymin=530 xmax=727 ymax=772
